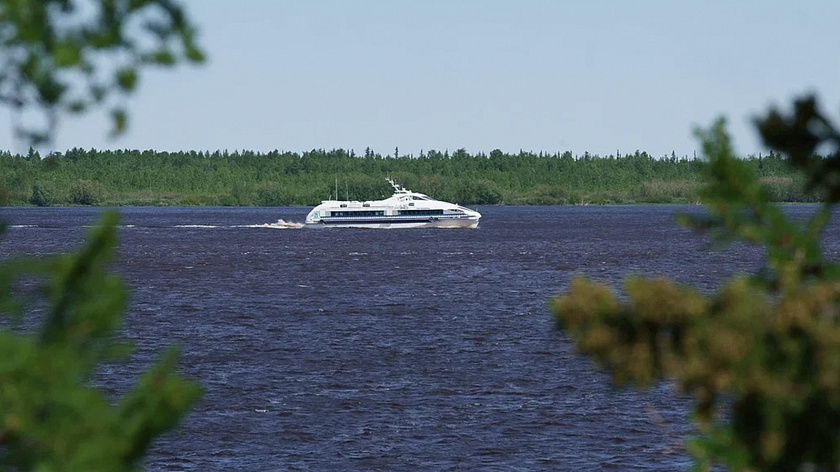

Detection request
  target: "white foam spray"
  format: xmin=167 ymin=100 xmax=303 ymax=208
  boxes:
xmin=241 ymin=219 xmax=305 ymax=229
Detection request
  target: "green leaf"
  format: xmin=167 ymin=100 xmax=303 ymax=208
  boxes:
xmin=116 ymin=67 xmax=138 ymax=92
xmin=52 ymin=41 xmax=82 ymax=67
xmin=110 ymin=108 xmax=128 ymax=135
xmin=146 ymin=49 xmax=175 ymax=66
xmin=67 ymin=100 xmax=88 ymax=113
xmin=186 ymin=43 xmax=205 ymax=63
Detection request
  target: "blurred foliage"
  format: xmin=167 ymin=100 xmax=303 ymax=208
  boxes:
xmin=0 ymin=0 xmax=204 ymax=145
xmin=0 ymin=3 xmax=203 ymax=469
xmin=552 ymin=96 xmax=840 ymax=471
xmin=0 ymin=212 xmax=201 ymax=471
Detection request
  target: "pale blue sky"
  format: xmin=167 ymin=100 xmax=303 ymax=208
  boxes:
xmin=5 ymin=0 xmax=840 ymax=157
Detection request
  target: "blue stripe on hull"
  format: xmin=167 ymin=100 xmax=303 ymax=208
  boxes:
xmin=320 ymin=217 xmax=433 ymax=225
xmin=313 ymin=215 xmax=477 ymax=226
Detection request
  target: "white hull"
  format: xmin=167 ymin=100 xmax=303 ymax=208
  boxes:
xmin=307 ymin=217 xmax=479 ymax=229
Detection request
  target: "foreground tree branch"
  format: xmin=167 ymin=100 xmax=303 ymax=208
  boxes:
xmin=0 ymin=0 xmax=204 ymax=146
xmin=0 ymin=213 xmax=202 ymax=471
xmin=553 ymin=96 xmax=840 ymax=472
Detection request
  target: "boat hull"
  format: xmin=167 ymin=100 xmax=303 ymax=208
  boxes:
xmin=307 ymin=217 xmax=479 ymax=229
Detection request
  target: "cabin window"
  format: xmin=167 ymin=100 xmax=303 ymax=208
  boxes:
xmin=398 ymin=209 xmax=444 ymax=216
xmin=330 ymin=210 xmax=385 ymax=217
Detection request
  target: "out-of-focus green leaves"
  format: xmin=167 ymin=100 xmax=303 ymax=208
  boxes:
xmin=144 ymin=49 xmax=176 ymax=66
xmin=116 ymin=67 xmax=137 ymax=92
xmin=757 ymin=97 xmax=840 ymax=203
xmin=110 ymin=107 xmax=127 ymax=135
xmin=0 ymin=0 xmax=205 ymax=146
xmin=185 ymin=42 xmax=205 ymax=63
xmin=553 ymin=97 xmax=840 ymax=472
xmin=0 ymin=1 xmax=205 ymax=454
xmin=0 ymin=212 xmax=201 ymax=471
xmin=52 ymin=41 xmax=83 ymax=68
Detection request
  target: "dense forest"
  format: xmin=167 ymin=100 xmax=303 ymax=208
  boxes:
xmin=0 ymin=147 xmax=811 ymax=206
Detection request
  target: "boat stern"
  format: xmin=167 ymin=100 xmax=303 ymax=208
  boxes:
xmin=305 ymin=206 xmax=324 ymax=225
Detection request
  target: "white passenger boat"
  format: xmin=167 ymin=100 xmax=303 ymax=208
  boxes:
xmin=305 ymin=179 xmax=481 ymax=228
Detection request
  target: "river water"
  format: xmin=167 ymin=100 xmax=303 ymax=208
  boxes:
xmin=2 ymin=205 xmax=833 ymax=471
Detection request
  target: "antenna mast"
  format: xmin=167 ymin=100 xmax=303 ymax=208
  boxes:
xmin=386 ymin=178 xmax=403 ymax=193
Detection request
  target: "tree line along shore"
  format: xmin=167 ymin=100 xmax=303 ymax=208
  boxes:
xmin=0 ymin=147 xmax=814 ymax=206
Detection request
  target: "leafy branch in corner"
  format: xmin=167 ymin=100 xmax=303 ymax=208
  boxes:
xmin=0 ymin=212 xmax=201 ymax=471
xmin=0 ymin=0 xmax=204 ymax=146
xmin=552 ymin=96 xmax=840 ymax=472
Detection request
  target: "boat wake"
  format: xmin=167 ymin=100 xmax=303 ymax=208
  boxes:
xmin=10 ymin=221 xmax=307 ymax=230
xmin=242 ymin=219 xmax=305 ymax=229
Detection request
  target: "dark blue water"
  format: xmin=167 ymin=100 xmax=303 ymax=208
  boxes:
xmin=3 ymin=205 xmax=831 ymax=471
